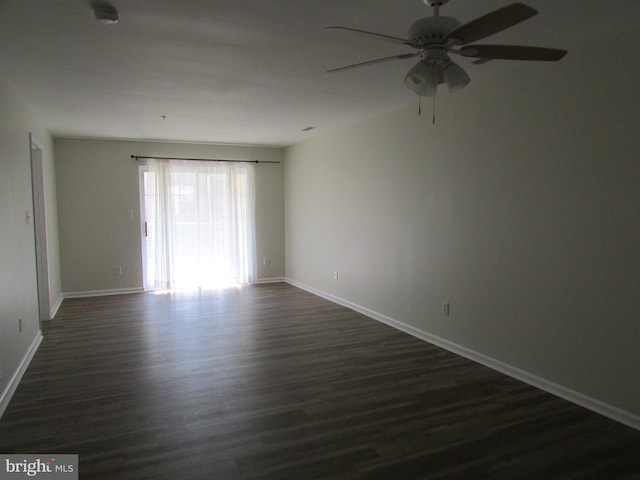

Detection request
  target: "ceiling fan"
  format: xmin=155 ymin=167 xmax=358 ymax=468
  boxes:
xmin=327 ymin=1 xmax=567 ymax=98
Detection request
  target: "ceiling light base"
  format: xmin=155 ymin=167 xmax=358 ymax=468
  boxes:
xmin=424 ymin=0 xmax=450 ymax=6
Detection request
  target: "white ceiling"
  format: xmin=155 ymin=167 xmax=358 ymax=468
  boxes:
xmin=1 ymin=0 xmax=639 ymax=147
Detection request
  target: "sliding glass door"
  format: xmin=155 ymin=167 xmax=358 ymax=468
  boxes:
xmin=139 ymin=159 xmax=255 ymax=291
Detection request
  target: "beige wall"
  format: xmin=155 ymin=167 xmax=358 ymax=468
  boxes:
xmin=285 ymin=28 xmax=640 ymax=420
xmin=0 ymin=72 xmax=60 ymax=414
xmin=54 ymin=138 xmax=285 ymax=294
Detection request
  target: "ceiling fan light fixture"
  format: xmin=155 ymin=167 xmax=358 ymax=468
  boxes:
xmin=442 ymin=61 xmax=470 ymax=93
xmin=404 ymin=61 xmax=437 ymax=97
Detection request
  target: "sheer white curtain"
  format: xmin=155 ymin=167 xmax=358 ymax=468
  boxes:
xmin=146 ymin=159 xmax=255 ymax=290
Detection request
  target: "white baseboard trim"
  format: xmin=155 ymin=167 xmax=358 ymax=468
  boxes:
xmin=49 ymin=293 xmax=64 ymax=319
xmin=0 ymin=331 xmax=43 ymax=419
xmin=252 ymin=277 xmax=286 ymax=285
xmin=286 ymin=278 xmax=640 ymax=431
xmin=63 ymin=287 xmax=144 ymax=299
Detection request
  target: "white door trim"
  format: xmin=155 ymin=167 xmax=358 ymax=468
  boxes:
xmin=29 ymin=134 xmax=50 ymax=322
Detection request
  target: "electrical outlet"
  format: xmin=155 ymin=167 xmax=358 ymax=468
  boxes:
xmin=113 ymin=265 xmax=123 ymax=275
xmin=333 ymin=271 xmax=339 ymax=280
xmin=263 ymin=257 xmax=271 ymax=266
xmin=442 ymin=302 xmax=450 ymax=317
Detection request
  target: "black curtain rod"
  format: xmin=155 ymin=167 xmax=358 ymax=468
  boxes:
xmin=131 ymin=155 xmax=280 ymax=164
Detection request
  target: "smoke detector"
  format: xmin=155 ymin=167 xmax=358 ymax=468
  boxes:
xmin=92 ymin=2 xmax=119 ymax=25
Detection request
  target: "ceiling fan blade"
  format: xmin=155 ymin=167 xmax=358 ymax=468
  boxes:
xmin=459 ymin=45 xmax=567 ymax=61
xmin=327 ymin=53 xmax=418 ymax=73
xmin=326 ymin=26 xmax=413 ymax=46
xmin=445 ymin=3 xmax=538 ymax=45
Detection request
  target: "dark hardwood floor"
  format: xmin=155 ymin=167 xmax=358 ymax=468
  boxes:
xmin=1 ymin=283 xmax=639 ymax=479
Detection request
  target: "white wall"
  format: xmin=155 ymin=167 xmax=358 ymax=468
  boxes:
xmin=54 ymin=138 xmax=285 ymax=294
xmin=0 ymin=72 xmax=60 ymax=415
xmin=285 ymin=28 xmax=640 ymax=423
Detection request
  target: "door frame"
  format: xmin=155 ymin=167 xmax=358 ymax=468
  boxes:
xmin=29 ymin=134 xmax=50 ymax=322
xmin=138 ymin=166 xmax=152 ymax=290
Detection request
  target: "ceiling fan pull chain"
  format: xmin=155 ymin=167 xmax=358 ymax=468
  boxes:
xmin=418 ymin=95 xmax=422 ymax=115
xmin=432 ymin=92 xmax=436 ymax=125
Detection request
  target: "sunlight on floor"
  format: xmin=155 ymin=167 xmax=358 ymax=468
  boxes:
xmin=149 ymin=282 xmax=245 ymax=295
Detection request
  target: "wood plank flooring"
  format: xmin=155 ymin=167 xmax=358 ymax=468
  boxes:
xmin=1 ymin=283 xmax=639 ymax=479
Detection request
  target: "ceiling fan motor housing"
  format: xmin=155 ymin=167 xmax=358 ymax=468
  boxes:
xmin=92 ymin=2 xmax=119 ymax=24
xmin=407 ymin=16 xmax=461 ymax=48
